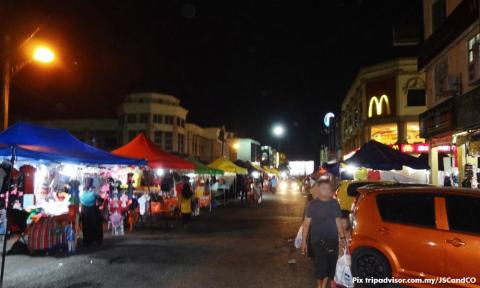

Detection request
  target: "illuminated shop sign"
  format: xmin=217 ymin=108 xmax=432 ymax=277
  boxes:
xmin=368 ymin=95 xmax=390 ymax=118
xmin=389 ymin=143 xmax=455 ymax=153
xmin=390 ymin=143 xmax=428 ymax=154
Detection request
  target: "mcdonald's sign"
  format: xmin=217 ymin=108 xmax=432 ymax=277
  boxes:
xmin=368 ymin=94 xmax=391 ymax=118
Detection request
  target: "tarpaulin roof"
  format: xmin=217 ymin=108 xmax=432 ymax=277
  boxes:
xmin=234 ymin=160 xmax=262 ymax=174
xmin=112 ymin=133 xmax=195 ymax=170
xmin=263 ymin=166 xmax=280 ymax=176
xmin=346 ymin=140 xmax=430 ymax=170
xmin=187 ymin=156 xmax=224 ymax=175
xmin=208 ymin=157 xmax=248 ymax=174
xmin=0 ymin=122 xmax=145 ymax=165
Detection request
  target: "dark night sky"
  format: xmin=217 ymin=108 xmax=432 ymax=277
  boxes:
xmin=1 ymin=0 xmax=422 ymax=160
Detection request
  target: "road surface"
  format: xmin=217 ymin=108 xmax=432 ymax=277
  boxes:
xmin=4 ymin=192 xmax=316 ymax=288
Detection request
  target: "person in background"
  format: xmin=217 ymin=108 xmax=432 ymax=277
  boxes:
xmin=338 ymin=209 xmax=352 ymax=257
xmin=301 ymin=178 xmax=347 ymax=288
xmin=80 ymin=183 xmax=103 ymax=247
xmin=271 ymin=176 xmax=277 ymax=194
xmin=253 ymin=179 xmax=263 ymax=207
xmin=177 ymin=177 xmax=193 ymax=228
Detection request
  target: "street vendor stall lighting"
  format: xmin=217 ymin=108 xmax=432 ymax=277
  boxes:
xmin=346 ymin=165 xmax=357 ymax=175
xmin=251 ymin=171 xmax=260 ymax=178
xmin=232 ymin=142 xmax=240 ymax=150
xmin=155 ymin=168 xmax=165 ymax=176
xmin=280 ymin=171 xmax=287 ymax=178
xmin=59 ymin=164 xmax=79 ymax=177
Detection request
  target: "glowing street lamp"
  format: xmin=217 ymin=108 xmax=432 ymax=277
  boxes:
xmin=32 ymin=46 xmax=55 ymax=63
xmin=272 ymin=125 xmax=285 ymax=138
xmin=1 ymin=33 xmax=57 ymax=129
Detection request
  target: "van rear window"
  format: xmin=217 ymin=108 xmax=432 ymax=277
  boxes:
xmin=376 ymin=193 xmax=435 ymax=228
xmin=446 ymin=195 xmax=480 ymax=234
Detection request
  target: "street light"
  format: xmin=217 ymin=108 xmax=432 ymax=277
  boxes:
xmin=32 ymin=46 xmax=55 ymax=63
xmin=2 ymin=34 xmax=56 ymax=130
xmin=272 ymin=125 xmax=285 ymax=138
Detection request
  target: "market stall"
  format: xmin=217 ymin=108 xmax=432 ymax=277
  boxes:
xmin=0 ymin=123 xmax=145 ymax=261
xmin=186 ymin=156 xmax=223 ymax=210
xmin=345 ymin=140 xmax=430 ymax=183
xmin=112 ymin=133 xmax=195 ymax=222
xmin=208 ymin=157 xmax=247 ymax=205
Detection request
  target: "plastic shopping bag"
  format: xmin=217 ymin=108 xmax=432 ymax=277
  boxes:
xmin=334 ymin=248 xmax=353 ymax=288
xmin=294 ymin=225 xmax=303 ymax=249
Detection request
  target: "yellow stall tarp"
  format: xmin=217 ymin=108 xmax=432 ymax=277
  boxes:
xmin=208 ymin=157 xmax=248 ymax=175
xmin=263 ymin=166 xmax=280 ymax=176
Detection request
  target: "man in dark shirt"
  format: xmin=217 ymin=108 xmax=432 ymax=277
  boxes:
xmin=301 ymin=178 xmax=347 ymax=288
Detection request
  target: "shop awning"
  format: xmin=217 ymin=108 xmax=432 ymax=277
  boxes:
xmin=208 ymin=157 xmax=248 ymax=174
xmin=112 ymin=133 xmax=195 ymax=170
xmin=0 ymin=122 xmax=145 ymax=165
xmin=346 ymin=140 xmax=430 ymax=170
xmin=187 ymin=156 xmax=224 ymax=175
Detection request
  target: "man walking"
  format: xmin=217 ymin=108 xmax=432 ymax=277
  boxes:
xmin=301 ymin=178 xmax=347 ymax=288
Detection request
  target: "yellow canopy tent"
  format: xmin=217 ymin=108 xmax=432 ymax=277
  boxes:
xmin=251 ymin=163 xmax=265 ymax=172
xmin=208 ymin=157 xmax=248 ymax=175
xmin=263 ymin=166 xmax=280 ymax=176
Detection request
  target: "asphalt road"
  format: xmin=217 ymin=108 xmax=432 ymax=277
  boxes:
xmin=4 ymin=191 xmax=316 ymax=288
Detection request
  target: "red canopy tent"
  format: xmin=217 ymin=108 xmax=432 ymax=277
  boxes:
xmin=112 ymin=133 xmax=195 ymax=170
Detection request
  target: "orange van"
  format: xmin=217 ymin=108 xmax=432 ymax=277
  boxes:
xmin=350 ymin=186 xmax=480 ymax=287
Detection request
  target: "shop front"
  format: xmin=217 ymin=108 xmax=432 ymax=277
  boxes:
xmin=420 ymin=98 xmax=457 ymax=186
xmin=453 ymin=85 xmax=480 ymax=188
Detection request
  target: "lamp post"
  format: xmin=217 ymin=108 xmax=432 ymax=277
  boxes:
xmin=272 ymin=124 xmax=285 ymax=168
xmin=1 ymin=34 xmax=55 ymax=129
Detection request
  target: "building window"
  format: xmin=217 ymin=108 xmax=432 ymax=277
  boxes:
xmin=407 ymin=89 xmax=426 ymax=106
xmin=154 ymin=131 xmax=163 ymax=147
xmin=139 ymin=113 xmax=149 ymax=123
xmin=176 ymin=117 xmax=181 ymax=126
xmin=371 ymin=123 xmax=398 ymax=145
xmin=406 ymin=122 xmax=424 ymax=144
xmin=178 ymin=134 xmax=185 ymax=153
xmin=165 ymin=116 xmax=174 ymax=125
xmin=164 ymin=132 xmax=173 ymax=151
xmin=432 ymin=0 xmax=446 ymax=33
xmin=434 ymin=60 xmax=448 ymax=98
xmin=153 ymin=114 xmax=163 ymax=124
xmin=127 ymin=114 xmax=137 ymax=124
xmin=181 ymin=119 xmax=185 ymax=128
xmin=468 ymin=33 xmax=480 ymax=81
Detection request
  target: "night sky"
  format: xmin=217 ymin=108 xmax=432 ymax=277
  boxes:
xmin=1 ymin=0 xmax=421 ymax=160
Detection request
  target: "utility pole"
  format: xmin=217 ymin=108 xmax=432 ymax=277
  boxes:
xmin=1 ymin=35 xmax=11 ymax=130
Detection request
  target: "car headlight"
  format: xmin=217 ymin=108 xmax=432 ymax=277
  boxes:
xmin=291 ymin=182 xmax=299 ymax=190
xmin=279 ymin=181 xmax=288 ymax=190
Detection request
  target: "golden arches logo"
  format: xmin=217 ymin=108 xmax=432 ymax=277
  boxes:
xmin=368 ymin=94 xmax=390 ymax=118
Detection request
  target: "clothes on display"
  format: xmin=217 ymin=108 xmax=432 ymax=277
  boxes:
xmin=138 ymin=194 xmax=150 ymax=216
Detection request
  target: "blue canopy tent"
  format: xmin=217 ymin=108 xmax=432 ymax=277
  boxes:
xmin=346 ymin=140 xmax=429 ymax=170
xmin=0 ymin=123 xmax=145 ymax=165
